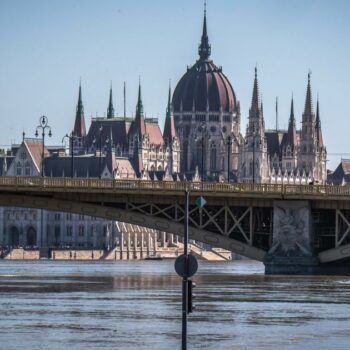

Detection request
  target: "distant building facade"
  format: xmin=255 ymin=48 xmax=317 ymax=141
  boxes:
xmin=171 ymin=8 xmax=327 ymax=184
xmin=0 ymin=6 xmax=331 ymax=251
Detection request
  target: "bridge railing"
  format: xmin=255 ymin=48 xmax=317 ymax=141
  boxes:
xmin=1 ymin=176 xmax=350 ymax=197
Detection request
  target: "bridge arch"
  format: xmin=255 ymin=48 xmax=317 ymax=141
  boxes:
xmin=0 ymin=194 xmax=266 ymax=261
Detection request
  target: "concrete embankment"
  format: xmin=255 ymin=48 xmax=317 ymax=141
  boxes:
xmin=1 ymin=246 xmax=234 ymax=261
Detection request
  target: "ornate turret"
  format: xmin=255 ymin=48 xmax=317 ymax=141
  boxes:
xmin=134 ymin=81 xmax=146 ymax=138
xmin=73 ymin=81 xmax=86 ymax=138
xmin=285 ymin=95 xmax=297 ymax=150
xmin=315 ymin=97 xmax=324 ymax=148
xmin=107 ymin=83 xmax=115 ymax=119
xmin=248 ymin=67 xmax=264 ymax=134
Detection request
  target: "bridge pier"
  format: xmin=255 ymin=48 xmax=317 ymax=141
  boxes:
xmin=264 ymin=200 xmax=350 ymax=275
xmin=264 ymin=200 xmax=319 ymax=275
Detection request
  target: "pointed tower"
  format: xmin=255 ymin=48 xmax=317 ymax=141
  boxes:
xmin=239 ymin=67 xmax=268 ymax=183
xmin=107 ymin=83 xmax=115 ymax=119
xmin=314 ymin=97 xmax=327 ymax=183
xmin=198 ymin=3 xmax=211 ymax=61
xmin=163 ymin=82 xmax=180 ymax=174
xmin=299 ymin=73 xmax=316 ymax=177
xmin=128 ymin=81 xmax=147 ymax=177
xmin=134 ymin=81 xmax=146 ymax=138
xmin=315 ymin=98 xmax=324 ymax=148
xmin=286 ymin=96 xmax=297 ymax=149
xmin=73 ymin=81 xmax=86 ymax=138
xmin=73 ymin=81 xmax=87 ymax=155
xmin=163 ymin=83 xmax=176 ymax=142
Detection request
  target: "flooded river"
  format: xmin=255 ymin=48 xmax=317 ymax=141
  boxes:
xmin=0 ymin=260 xmax=349 ymax=349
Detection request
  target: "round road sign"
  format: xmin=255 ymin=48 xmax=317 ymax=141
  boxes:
xmin=174 ymin=254 xmax=198 ymax=278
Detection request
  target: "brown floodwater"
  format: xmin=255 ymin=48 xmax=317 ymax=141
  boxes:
xmin=0 ymin=260 xmax=349 ymax=349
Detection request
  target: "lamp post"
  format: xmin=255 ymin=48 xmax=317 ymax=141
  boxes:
xmin=62 ymin=132 xmax=75 ymax=178
xmin=93 ymin=125 xmax=104 ymax=179
xmin=35 ymin=115 xmax=52 ymax=177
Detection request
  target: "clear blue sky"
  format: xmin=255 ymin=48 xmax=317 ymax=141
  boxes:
xmin=0 ymin=0 xmax=349 ymax=169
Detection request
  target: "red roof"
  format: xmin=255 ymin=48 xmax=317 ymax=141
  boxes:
xmin=146 ymin=123 xmax=164 ymax=146
xmin=24 ymin=140 xmax=50 ymax=172
xmin=116 ymin=158 xmax=136 ymax=178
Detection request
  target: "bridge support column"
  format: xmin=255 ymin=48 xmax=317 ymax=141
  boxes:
xmin=264 ymin=200 xmax=318 ymax=275
xmin=162 ymin=232 xmax=166 ymax=248
xmin=141 ymin=232 xmax=144 ymax=259
xmin=154 ymin=232 xmax=157 ymax=253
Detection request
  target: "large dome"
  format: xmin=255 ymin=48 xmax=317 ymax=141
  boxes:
xmin=172 ymin=9 xmax=236 ymax=114
xmin=172 ymin=60 xmax=236 ymax=113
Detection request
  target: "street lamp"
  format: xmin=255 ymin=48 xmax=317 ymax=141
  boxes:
xmin=62 ymin=132 xmax=75 ymax=178
xmin=35 ymin=115 xmax=52 ymax=177
xmin=93 ymin=125 xmax=104 ymax=179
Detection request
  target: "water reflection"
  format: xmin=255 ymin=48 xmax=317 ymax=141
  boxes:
xmin=0 ymin=260 xmax=349 ymax=350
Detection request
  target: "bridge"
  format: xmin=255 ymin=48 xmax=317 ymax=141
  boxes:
xmin=1 ymin=176 xmax=350 ymax=274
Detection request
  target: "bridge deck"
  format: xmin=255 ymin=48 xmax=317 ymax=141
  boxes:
xmin=0 ymin=177 xmax=350 ymax=202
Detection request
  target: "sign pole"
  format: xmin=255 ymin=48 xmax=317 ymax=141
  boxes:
xmin=182 ymin=189 xmax=189 ymax=350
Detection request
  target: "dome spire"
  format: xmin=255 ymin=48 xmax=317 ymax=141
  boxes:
xmin=198 ymin=1 xmax=211 ymax=60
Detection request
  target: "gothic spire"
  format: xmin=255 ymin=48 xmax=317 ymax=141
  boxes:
xmin=166 ymin=80 xmax=172 ymax=118
xmin=315 ymin=96 xmax=321 ymax=129
xmin=136 ymin=79 xmax=144 ymax=117
xmin=304 ymin=72 xmax=313 ymax=116
xmin=289 ymin=94 xmax=296 ymax=128
xmin=73 ymin=80 xmax=86 ymax=137
xmin=164 ymin=81 xmax=176 ymax=142
xmin=250 ymin=67 xmax=260 ymax=114
xmin=107 ymin=83 xmax=115 ymax=119
xmin=198 ymin=2 xmax=211 ymax=60
xmin=132 ymin=79 xmax=146 ymax=139
xmin=285 ymin=94 xmax=297 ymax=149
xmin=315 ymin=96 xmax=324 ymax=148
